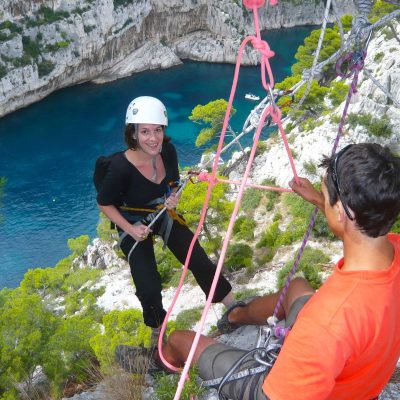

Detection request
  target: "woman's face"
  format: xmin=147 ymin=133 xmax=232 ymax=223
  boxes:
xmin=136 ymin=124 xmax=164 ymax=156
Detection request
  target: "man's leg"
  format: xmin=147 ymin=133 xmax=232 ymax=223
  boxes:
xmin=159 ymin=331 xmax=268 ymax=400
xmin=226 ymin=277 xmax=314 ymax=326
xmin=157 ymin=330 xmax=217 ymax=369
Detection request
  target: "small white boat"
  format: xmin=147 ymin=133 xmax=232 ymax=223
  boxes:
xmin=245 ymin=93 xmax=260 ymax=101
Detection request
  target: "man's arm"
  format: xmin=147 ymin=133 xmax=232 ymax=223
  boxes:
xmin=289 ymin=177 xmax=325 ymax=215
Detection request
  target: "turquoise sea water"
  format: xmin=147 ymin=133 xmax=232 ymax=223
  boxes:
xmin=0 ymin=26 xmax=314 ymax=288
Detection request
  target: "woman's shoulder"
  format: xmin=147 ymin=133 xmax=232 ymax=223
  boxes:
xmin=108 ymin=150 xmax=127 ymax=165
xmin=104 ymin=151 xmax=131 ymax=177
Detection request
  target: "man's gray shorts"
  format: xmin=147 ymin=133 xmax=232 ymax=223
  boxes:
xmin=198 ymin=294 xmax=312 ymax=400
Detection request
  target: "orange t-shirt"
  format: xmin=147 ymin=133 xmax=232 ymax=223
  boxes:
xmin=263 ymin=233 xmax=400 ymax=400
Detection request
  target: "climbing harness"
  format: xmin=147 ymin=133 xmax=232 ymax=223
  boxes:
xmin=202 ymin=325 xmax=282 ymax=397
xmin=118 ymin=178 xmax=190 ymax=263
xmin=202 ymin=316 xmax=295 ymax=397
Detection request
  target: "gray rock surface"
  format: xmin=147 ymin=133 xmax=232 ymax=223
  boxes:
xmin=0 ymin=0 xmax=354 ymax=117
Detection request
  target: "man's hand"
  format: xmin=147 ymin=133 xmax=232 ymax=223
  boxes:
xmin=289 ymin=177 xmax=325 ymax=211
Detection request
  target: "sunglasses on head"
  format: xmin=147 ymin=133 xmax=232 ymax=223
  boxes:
xmin=331 ymin=144 xmax=354 ymax=221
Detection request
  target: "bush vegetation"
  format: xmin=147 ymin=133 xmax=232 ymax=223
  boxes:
xmin=347 ymin=112 xmax=393 ymax=137
xmin=113 ymin=0 xmax=133 ymax=8
xmin=38 ymin=60 xmax=55 ymax=77
xmin=0 ymin=65 xmax=6 ymax=79
xmin=241 ymin=187 xmax=263 ymax=212
xmin=175 ymin=307 xmax=203 ymax=330
xmin=45 ymin=40 xmax=71 ymax=52
xmin=26 ymin=6 xmax=70 ymax=27
xmin=153 ymin=366 xmax=205 ymax=400
xmin=303 ymin=160 xmax=317 ymax=175
xmin=233 ymin=216 xmax=256 ymax=241
xmin=225 ymin=243 xmax=253 ymax=271
xmin=0 ymin=20 xmax=22 ymax=33
xmin=22 ymin=36 xmax=41 ymax=59
xmin=277 ymin=247 xmax=329 ymax=290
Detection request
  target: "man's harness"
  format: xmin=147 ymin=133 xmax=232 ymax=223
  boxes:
xmin=203 ymin=318 xmax=288 ymax=398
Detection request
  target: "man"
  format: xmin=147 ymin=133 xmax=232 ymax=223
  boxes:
xmin=116 ymin=143 xmax=400 ymax=400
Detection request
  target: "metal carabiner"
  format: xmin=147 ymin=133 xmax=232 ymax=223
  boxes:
xmin=267 ymin=84 xmax=276 ymax=108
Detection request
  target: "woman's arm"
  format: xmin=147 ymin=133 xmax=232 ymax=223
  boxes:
xmin=98 ymin=204 xmax=150 ymax=241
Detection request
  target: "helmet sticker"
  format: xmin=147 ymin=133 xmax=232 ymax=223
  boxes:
xmin=131 ymin=108 xmax=138 ymax=115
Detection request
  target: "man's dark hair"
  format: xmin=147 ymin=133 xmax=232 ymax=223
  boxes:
xmin=320 ymin=143 xmax=400 ymax=237
xmin=124 ymin=124 xmax=171 ymax=149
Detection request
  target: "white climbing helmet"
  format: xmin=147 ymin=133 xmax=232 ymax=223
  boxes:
xmin=125 ymin=96 xmax=168 ymax=126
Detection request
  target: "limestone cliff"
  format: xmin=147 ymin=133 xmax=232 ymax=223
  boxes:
xmin=0 ymin=0 xmax=354 ymax=117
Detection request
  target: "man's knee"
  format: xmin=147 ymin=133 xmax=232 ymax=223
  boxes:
xmin=168 ymin=330 xmax=182 ymax=349
xmin=284 ymin=277 xmax=314 ymax=314
xmin=289 ymin=277 xmax=314 ymax=292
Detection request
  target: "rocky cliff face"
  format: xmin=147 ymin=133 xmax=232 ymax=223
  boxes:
xmin=0 ymin=0 xmax=354 ymax=117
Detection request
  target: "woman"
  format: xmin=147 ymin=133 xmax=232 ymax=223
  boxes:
xmin=96 ymin=96 xmax=234 ymax=344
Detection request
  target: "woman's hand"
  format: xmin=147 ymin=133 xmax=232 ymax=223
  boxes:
xmin=129 ymin=223 xmax=151 ymax=242
xmin=164 ymin=192 xmax=179 ymax=210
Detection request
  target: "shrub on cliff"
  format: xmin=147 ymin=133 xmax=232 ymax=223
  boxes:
xmin=89 ymin=309 xmax=151 ymax=370
xmin=277 ymin=247 xmax=329 ymax=290
xmin=38 ymin=61 xmax=55 ymax=78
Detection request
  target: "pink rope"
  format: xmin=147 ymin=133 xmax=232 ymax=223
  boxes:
xmin=157 ymin=34 xmax=256 ymax=375
xmin=166 ymin=4 xmax=303 ymax=400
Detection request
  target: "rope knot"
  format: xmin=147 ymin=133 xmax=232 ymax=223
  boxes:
xmin=269 ymin=105 xmax=282 ymax=123
xmin=243 ymin=0 xmax=266 ymax=9
xmin=273 ymin=326 xmax=289 ymax=339
xmin=197 ymin=171 xmax=218 ymax=185
xmin=251 ymin=38 xmax=275 ymax=59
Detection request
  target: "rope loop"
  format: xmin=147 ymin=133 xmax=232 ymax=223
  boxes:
xmin=243 ymin=0 xmax=278 ymax=8
xmin=251 ymin=37 xmax=275 ymax=59
xmin=335 ymin=49 xmax=366 ymax=78
xmin=243 ymin=0 xmax=265 ymax=8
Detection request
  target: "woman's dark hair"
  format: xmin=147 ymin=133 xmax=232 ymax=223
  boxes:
xmin=124 ymin=124 xmax=171 ymax=149
xmin=320 ymin=143 xmax=400 ymax=238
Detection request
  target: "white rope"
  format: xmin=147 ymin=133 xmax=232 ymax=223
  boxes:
xmin=354 ymin=0 xmax=374 ymax=16
xmin=331 ymin=0 xmax=346 ymax=52
xmin=382 ymin=0 xmax=400 ymax=6
xmin=291 ymin=0 xmax=332 ymax=114
xmin=363 ymin=68 xmax=400 ymax=108
xmin=389 ymin=22 xmax=400 ymax=44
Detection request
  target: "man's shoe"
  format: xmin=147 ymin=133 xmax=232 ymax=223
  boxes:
xmin=115 ymin=345 xmax=162 ymax=375
xmin=217 ymin=296 xmax=260 ymax=334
